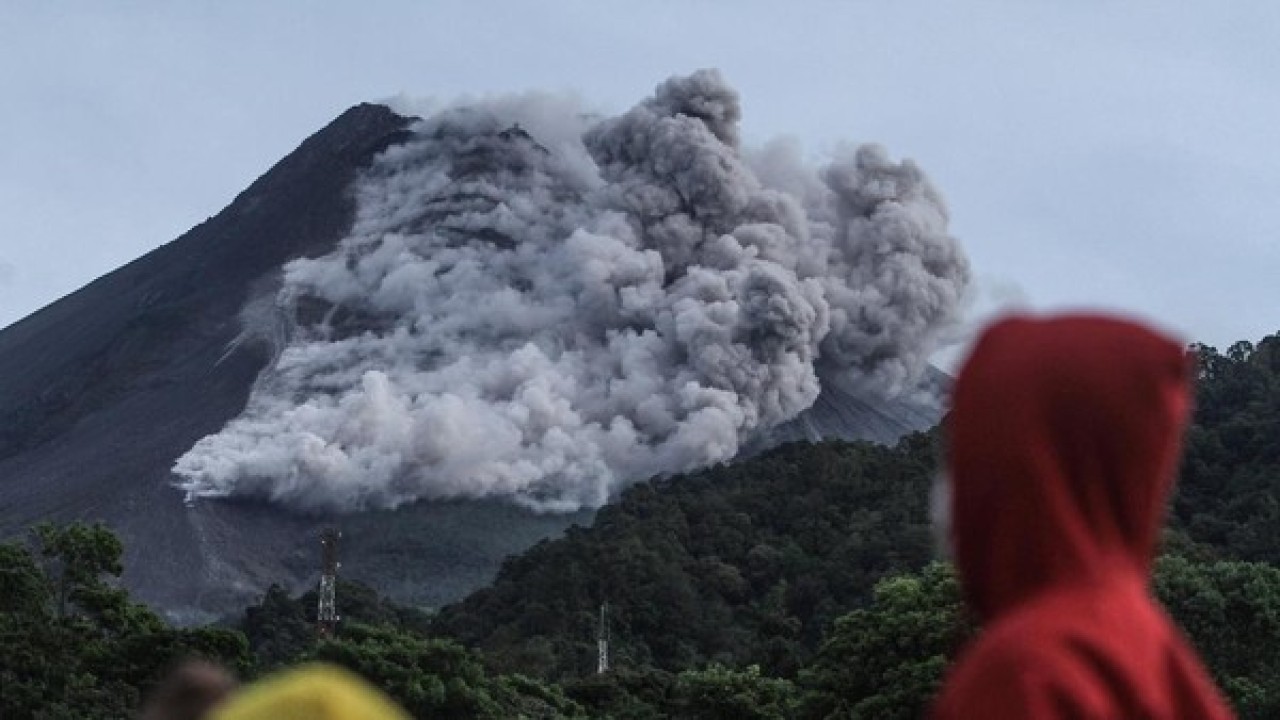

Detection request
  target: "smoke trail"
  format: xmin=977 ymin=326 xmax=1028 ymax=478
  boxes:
xmin=173 ymin=70 xmax=969 ymax=512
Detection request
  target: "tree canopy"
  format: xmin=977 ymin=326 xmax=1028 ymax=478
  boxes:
xmin=0 ymin=523 xmax=249 ymax=719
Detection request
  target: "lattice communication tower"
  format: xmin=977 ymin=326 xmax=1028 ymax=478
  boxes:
xmin=317 ymin=528 xmax=341 ymax=638
xmin=597 ymin=602 xmax=610 ymax=674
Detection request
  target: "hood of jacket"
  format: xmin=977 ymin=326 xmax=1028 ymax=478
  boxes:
xmin=946 ymin=313 xmax=1193 ymax=620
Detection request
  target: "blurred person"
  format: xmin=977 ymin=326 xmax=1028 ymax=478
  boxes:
xmin=140 ymin=660 xmax=237 ymax=720
xmin=930 ymin=314 xmax=1234 ymax=719
xmin=207 ymin=663 xmax=410 ymax=720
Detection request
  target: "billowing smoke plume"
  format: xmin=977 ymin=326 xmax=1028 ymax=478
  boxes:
xmin=173 ymin=70 xmax=969 ymax=513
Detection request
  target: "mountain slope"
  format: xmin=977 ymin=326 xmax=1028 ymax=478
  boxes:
xmin=0 ymin=98 xmax=945 ymax=620
xmin=0 ymin=105 xmax=584 ymax=618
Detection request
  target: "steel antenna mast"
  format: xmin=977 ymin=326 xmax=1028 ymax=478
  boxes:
xmin=317 ymin=528 xmax=341 ymax=638
xmin=597 ymin=602 xmax=610 ymax=674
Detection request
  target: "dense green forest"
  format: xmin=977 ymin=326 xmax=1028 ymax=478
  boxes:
xmin=1 ymin=333 xmax=1277 ymax=718
xmin=433 ymin=433 xmax=940 ymax=680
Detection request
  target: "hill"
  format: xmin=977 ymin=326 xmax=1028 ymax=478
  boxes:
xmin=432 ymin=433 xmax=939 ymax=680
xmin=1173 ymin=336 xmax=1280 ymax=559
xmin=418 ymin=332 xmax=1280 ymax=715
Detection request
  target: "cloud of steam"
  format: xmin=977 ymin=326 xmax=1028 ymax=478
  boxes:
xmin=173 ymin=70 xmax=969 ymax=513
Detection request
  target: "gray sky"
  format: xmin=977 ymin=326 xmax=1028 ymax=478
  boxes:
xmin=3 ymin=2 xmax=1278 ymax=356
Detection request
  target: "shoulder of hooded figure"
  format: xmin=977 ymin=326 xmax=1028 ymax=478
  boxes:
xmin=934 ymin=609 xmax=1237 ymax=720
xmin=208 ymin=663 xmax=412 ymax=720
xmin=931 ymin=637 xmax=1107 ymax=720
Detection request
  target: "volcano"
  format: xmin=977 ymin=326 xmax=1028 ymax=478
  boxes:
xmin=0 ymin=74 xmax=961 ymax=620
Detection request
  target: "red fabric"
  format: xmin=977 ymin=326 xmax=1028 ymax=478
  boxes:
xmin=931 ymin=314 xmax=1234 ymax=720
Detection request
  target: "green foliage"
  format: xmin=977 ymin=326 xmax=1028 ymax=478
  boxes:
xmin=3 ymin=524 xmax=576 ymax=718
xmin=0 ymin=539 xmax=49 ymax=616
xmin=799 ymin=562 xmax=970 ymax=719
xmin=311 ymin=624 xmax=583 ymax=718
xmin=564 ymin=667 xmax=677 ymax=719
xmin=32 ymin=521 xmax=128 ymax=625
xmin=434 ymin=433 xmax=941 ymax=680
xmin=563 ymin=664 xmax=798 ymax=720
xmin=1157 ymin=333 xmax=1280 ymax=717
xmin=237 ymin=577 xmax=435 ymax=671
xmin=1156 ymin=556 xmax=1280 ymax=719
xmin=670 ymin=664 xmax=799 ymax=719
xmin=0 ymin=523 xmax=250 ymax=719
xmin=1174 ymin=335 xmax=1280 ymax=560
xmin=228 ymin=577 xmax=583 ymax=716
xmin=239 ymin=583 xmax=315 ymax=670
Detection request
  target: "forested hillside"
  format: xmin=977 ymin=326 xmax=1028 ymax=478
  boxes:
xmin=1173 ymin=338 xmax=1280 ymax=560
xmin=425 ymin=333 xmax=1280 ymax=716
xmin=431 ymin=434 xmax=940 ymax=680
xmin=2 ymin=333 xmax=1277 ymax=718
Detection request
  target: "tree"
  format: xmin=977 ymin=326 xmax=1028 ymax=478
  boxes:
xmin=1156 ymin=555 xmax=1280 ymax=719
xmin=670 ymin=664 xmax=798 ymax=720
xmin=1175 ymin=335 xmax=1280 ymax=563
xmin=240 ymin=583 xmax=314 ymax=670
xmin=0 ymin=523 xmax=251 ymax=719
xmin=432 ymin=435 xmax=941 ymax=680
xmin=311 ymin=623 xmax=583 ymax=718
xmin=798 ymin=562 xmax=970 ymax=719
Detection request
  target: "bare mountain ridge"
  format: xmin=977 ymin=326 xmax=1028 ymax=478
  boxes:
xmin=0 ymin=104 xmax=941 ymax=621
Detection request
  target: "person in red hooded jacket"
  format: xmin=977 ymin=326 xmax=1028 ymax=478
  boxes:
xmin=930 ymin=314 xmax=1235 ymax=719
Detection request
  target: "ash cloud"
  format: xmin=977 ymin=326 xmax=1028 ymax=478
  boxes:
xmin=173 ymin=70 xmax=969 ymax=513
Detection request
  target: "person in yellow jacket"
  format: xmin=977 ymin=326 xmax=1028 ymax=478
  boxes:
xmin=207 ymin=664 xmax=410 ymax=720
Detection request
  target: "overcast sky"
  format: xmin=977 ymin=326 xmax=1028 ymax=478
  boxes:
xmin=2 ymin=2 xmax=1277 ymax=356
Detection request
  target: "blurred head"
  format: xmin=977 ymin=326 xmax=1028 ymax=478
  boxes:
xmin=140 ymin=660 xmax=237 ymax=720
xmin=207 ymin=664 xmax=411 ymax=720
xmin=943 ymin=313 xmax=1194 ymax=619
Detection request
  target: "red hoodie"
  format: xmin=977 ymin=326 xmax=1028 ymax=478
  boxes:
xmin=931 ymin=314 xmax=1233 ymax=719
